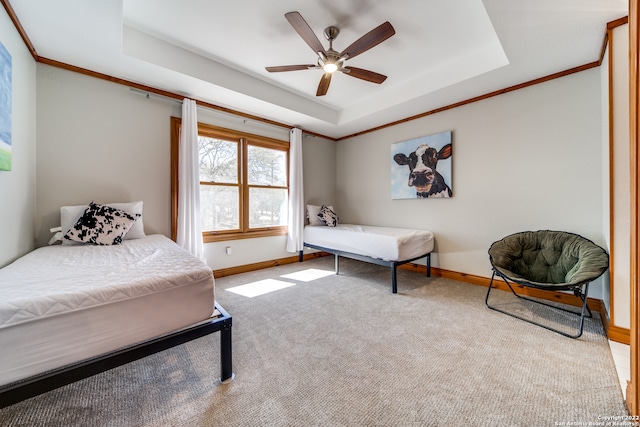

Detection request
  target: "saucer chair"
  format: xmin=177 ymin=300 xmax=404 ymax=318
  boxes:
xmin=485 ymin=230 xmax=609 ymax=338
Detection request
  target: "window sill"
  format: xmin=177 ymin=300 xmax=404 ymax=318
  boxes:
xmin=202 ymin=228 xmax=288 ymax=243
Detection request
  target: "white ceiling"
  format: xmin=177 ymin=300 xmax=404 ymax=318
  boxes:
xmin=8 ymin=0 xmax=629 ymax=139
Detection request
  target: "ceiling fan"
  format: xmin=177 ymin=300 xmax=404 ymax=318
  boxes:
xmin=265 ymin=11 xmax=395 ymax=96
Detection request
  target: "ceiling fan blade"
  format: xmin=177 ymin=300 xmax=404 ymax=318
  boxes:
xmin=285 ymin=11 xmax=326 ymax=56
xmin=339 ymin=21 xmax=395 ymax=60
xmin=342 ymin=67 xmax=387 ymax=84
xmin=316 ymin=73 xmax=332 ymax=96
xmin=266 ymin=65 xmax=316 ymax=72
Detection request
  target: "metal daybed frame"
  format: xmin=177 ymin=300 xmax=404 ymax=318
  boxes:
xmin=0 ymin=303 xmax=233 ymax=409
xmin=300 ymin=243 xmax=431 ymax=293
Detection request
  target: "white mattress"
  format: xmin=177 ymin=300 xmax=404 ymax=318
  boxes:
xmin=0 ymin=234 xmax=215 ymax=385
xmin=303 ymin=224 xmax=434 ymax=261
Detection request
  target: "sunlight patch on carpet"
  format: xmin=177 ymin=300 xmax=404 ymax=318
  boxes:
xmin=280 ymin=268 xmax=335 ymax=282
xmin=226 ymin=279 xmax=297 ymax=298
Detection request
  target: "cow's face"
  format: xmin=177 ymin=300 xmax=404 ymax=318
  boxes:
xmin=393 ymin=144 xmax=452 ymax=194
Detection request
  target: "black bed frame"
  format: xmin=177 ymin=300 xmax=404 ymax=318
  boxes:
xmin=300 ymin=243 xmax=431 ymax=293
xmin=0 ymin=303 xmax=233 ymax=409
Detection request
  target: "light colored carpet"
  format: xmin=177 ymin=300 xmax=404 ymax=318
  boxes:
xmin=0 ymin=256 xmax=628 ymax=426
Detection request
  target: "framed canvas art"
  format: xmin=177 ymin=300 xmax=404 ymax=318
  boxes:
xmin=0 ymin=40 xmax=11 ymax=172
xmin=391 ymin=131 xmax=452 ymax=199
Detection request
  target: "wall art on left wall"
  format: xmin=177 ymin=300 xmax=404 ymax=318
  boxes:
xmin=0 ymin=40 xmax=11 ymax=172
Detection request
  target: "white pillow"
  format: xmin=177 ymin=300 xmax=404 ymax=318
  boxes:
xmin=61 ymin=201 xmax=145 ymax=245
xmin=307 ymin=204 xmax=334 ymax=226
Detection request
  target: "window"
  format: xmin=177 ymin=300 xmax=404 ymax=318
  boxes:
xmin=171 ymin=118 xmax=289 ymax=242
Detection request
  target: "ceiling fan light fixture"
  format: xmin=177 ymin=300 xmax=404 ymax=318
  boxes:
xmin=322 ymin=62 xmax=338 ymax=73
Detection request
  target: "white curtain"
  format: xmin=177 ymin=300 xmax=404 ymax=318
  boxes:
xmin=177 ymin=98 xmax=205 ymax=261
xmin=286 ymin=127 xmax=304 ymax=253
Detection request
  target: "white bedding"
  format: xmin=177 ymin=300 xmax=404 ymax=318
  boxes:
xmin=303 ymin=224 xmax=434 ymax=261
xmin=0 ymin=234 xmax=215 ymax=385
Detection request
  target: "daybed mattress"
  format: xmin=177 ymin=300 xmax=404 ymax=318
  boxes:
xmin=0 ymin=234 xmax=215 ymax=385
xmin=303 ymin=224 xmax=434 ymax=261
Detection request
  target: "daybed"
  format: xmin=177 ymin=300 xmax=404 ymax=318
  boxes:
xmin=0 ymin=233 xmax=233 ymax=408
xmin=301 ymin=223 xmax=434 ymax=293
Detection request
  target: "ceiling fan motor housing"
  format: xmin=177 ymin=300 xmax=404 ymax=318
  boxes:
xmin=323 ymin=26 xmax=339 ymax=42
xmin=319 ymin=26 xmax=343 ymax=71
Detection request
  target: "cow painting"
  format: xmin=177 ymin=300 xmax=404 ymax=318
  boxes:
xmin=391 ymin=132 xmax=453 ymax=199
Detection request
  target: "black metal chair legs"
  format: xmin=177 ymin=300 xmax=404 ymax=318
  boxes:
xmin=485 ymin=270 xmax=592 ymax=339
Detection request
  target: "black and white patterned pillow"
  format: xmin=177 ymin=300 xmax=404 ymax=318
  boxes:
xmin=317 ymin=205 xmax=338 ymax=227
xmin=64 ymin=202 xmax=140 ymax=245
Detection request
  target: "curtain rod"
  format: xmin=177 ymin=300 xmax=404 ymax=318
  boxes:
xmin=129 ymin=87 xmax=316 ymax=137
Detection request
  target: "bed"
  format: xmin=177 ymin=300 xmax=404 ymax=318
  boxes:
xmin=0 ymin=233 xmax=233 ymax=408
xmin=300 ymin=224 xmax=435 ymax=293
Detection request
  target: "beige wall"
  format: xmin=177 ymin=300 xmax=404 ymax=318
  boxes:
xmin=31 ymin=41 xmax=613 ymax=302
xmin=336 ymin=68 xmax=607 ymax=298
xmin=35 ymin=64 xmax=336 ymax=271
xmin=35 ymin=65 xmax=180 ymax=247
xmin=0 ymin=6 xmax=37 ymax=267
xmin=602 ymin=42 xmax=612 ymax=314
xmin=610 ymin=23 xmax=631 ymax=328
